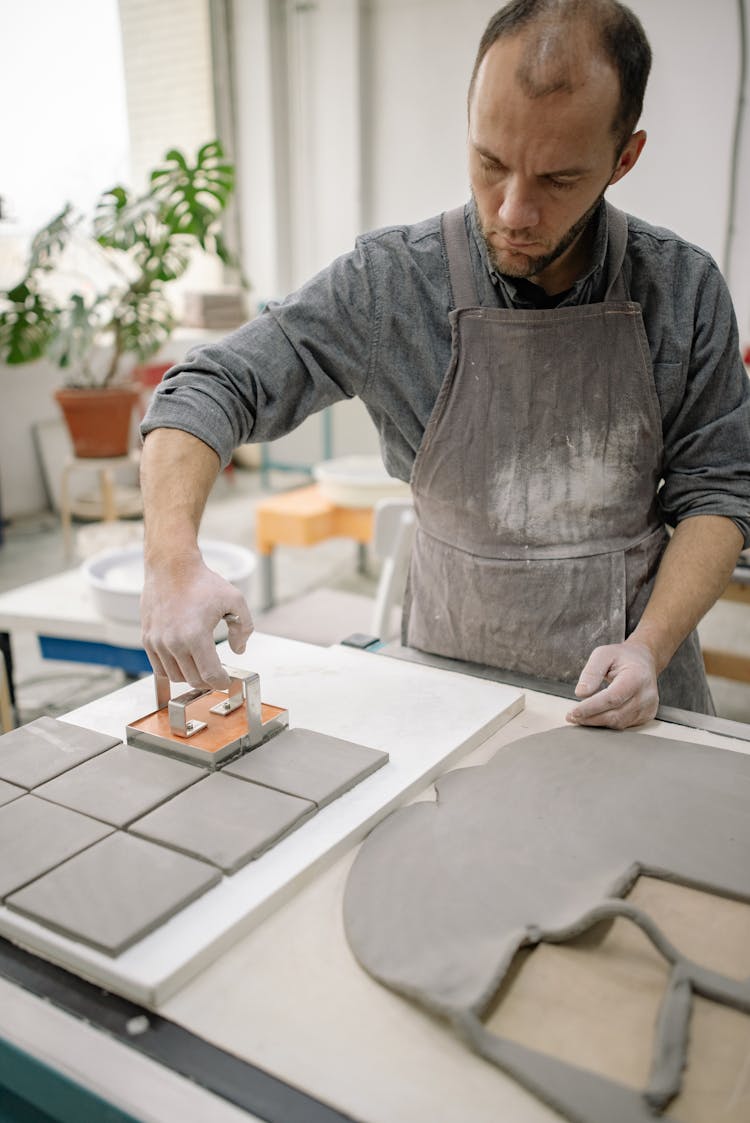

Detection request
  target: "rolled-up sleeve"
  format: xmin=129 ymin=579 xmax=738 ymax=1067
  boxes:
xmin=140 ymin=243 xmax=377 ymax=469
xmin=656 ymin=260 xmax=750 ymax=546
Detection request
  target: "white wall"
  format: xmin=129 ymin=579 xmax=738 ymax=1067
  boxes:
xmin=360 ymin=0 xmax=496 ymax=227
xmin=4 ymin=0 xmax=749 ymax=518
xmin=234 ymin=0 xmax=364 ymax=299
xmin=233 ymin=0 xmax=286 ymax=302
xmin=0 ymin=363 xmax=63 ymax=516
xmin=607 ymin=0 xmax=739 ymax=269
xmin=118 ymin=0 xmax=224 ymax=297
xmin=234 ymin=0 xmax=750 ymax=336
xmin=727 ymin=0 xmax=750 ymax=342
xmin=118 ymin=0 xmax=215 ymax=187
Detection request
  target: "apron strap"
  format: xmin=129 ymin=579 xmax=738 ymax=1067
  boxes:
xmin=443 ymin=201 xmax=630 ymax=307
xmin=603 ymin=202 xmax=631 ymax=301
xmin=441 ymin=207 xmax=479 ymax=309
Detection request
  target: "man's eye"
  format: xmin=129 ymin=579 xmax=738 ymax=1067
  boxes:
xmin=548 ymin=178 xmax=577 ymax=191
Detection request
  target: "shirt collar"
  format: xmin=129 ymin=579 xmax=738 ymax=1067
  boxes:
xmin=467 ymin=197 xmax=610 ymax=309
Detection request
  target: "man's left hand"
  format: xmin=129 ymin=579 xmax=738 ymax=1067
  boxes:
xmin=566 ymin=640 xmax=659 ymax=730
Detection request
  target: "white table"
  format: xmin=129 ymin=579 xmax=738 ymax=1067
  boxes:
xmin=0 ymin=569 xmax=149 ymax=722
xmin=1 ymin=638 xmax=749 ymax=1123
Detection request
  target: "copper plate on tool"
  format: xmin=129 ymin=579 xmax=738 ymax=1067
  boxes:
xmin=129 ymin=692 xmax=287 ymax=757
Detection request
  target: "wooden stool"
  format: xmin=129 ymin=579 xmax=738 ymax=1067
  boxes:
xmin=59 ymin=453 xmax=141 ymax=561
xmin=255 ymin=484 xmax=375 ymax=609
xmin=702 ymin=567 xmax=750 ymax=683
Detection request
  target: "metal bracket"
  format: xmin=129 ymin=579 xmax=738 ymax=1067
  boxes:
xmin=126 ymin=666 xmax=289 ymax=767
xmin=157 ymin=667 xmax=270 ymax=745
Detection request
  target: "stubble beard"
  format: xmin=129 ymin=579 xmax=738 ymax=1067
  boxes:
xmin=475 ymin=190 xmax=605 ymax=283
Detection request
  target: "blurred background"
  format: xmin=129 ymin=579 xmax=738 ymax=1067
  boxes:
xmin=2 ymin=0 xmax=750 ymax=518
xmin=1 ymin=0 xmax=749 ymax=725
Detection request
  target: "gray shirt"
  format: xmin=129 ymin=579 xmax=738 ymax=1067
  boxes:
xmin=142 ymin=200 xmax=750 ymax=545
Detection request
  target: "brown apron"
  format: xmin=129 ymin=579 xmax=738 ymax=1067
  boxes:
xmin=404 ymin=203 xmax=713 ymax=713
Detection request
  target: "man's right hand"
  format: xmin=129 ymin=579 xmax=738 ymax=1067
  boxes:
xmin=138 ymin=429 xmax=254 ymax=691
xmin=141 ymin=553 xmax=254 ymax=690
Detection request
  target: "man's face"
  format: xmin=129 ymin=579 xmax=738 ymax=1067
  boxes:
xmin=468 ymin=33 xmax=643 ymax=293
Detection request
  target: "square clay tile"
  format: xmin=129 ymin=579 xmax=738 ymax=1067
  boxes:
xmin=35 ymin=742 xmax=205 ymax=827
xmin=223 ymin=727 xmax=389 ymax=807
xmin=130 ymin=772 xmax=315 ymax=873
xmin=0 ymin=779 xmax=24 ymax=808
xmin=0 ymin=717 xmax=121 ymax=789
xmin=6 ymin=831 xmax=220 ymax=956
xmin=0 ymin=795 xmax=113 ymax=900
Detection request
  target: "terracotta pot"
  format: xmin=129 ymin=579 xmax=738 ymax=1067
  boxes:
xmin=132 ymin=361 xmax=174 ymax=419
xmin=54 ymin=385 xmax=140 ymax=459
xmin=132 ymin=361 xmax=173 ymax=388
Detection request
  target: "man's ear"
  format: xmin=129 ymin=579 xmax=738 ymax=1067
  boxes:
xmin=609 ymin=130 xmax=647 ymax=187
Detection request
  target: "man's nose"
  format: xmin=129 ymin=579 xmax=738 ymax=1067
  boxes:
xmin=498 ymin=177 xmax=539 ymax=231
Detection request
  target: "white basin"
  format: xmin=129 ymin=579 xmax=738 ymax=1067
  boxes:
xmin=313 ymin=455 xmax=411 ymax=508
xmin=81 ymin=539 xmax=255 ymax=622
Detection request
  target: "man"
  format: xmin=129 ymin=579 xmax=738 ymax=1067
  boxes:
xmin=139 ymin=0 xmax=750 ymax=730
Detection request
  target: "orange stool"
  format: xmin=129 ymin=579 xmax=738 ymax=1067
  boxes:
xmin=255 ymin=484 xmax=374 ymax=609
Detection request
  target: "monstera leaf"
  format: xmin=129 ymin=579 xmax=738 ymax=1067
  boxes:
xmin=150 ymin=140 xmax=235 ymax=247
xmin=135 ymin=238 xmax=193 ymax=284
xmin=93 ymin=188 xmax=161 ymax=252
xmin=50 ymin=293 xmax=109 ymax=375
xmin=0 ymin=283 xmax=59 ymax=364
xmin=28 ymin=204 xmax=77 ymax=272
xmin=113 ymin=288 xmax=176 ymax=362
xmin=0 ymin=140 xmax=239 ymax=384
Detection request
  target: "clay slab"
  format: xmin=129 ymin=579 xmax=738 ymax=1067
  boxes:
xmin=224 ymin=727 xmax=389 ymax=807
xmin=130 ymin=772 xmax=315 ymax=873
xmin=343 ymin=726 xmax=750 ymax=1123
xmin=6 ymin=831 xmax=221 ymax=956
xmin=35 ymin=742 xmax=205 ymax=827
xmin=0 ymin=779 xmax=23 ymax=808
xmin=0 ymin=795 xmax=112 ymax=900
xmin=0 ymin=633 xmax=524 ymax=1005
xmin=0 ymin=716 xmax=121 ymax=788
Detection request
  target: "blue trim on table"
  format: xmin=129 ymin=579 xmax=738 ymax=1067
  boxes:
xmin=38 ymin=637 xmax=151 ymax=676
xmin=0 ymin=1037 xmax=140 ymax=1123
xmin=0 ymin=939 xmax=357 ymax=1123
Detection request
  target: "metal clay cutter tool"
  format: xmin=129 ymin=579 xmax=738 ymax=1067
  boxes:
xmin=126 ymin=666 xmax=289 ymax=768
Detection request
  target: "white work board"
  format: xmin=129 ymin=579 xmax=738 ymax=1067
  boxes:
xmin=0 ymin=632 xmax=524 ymax=1006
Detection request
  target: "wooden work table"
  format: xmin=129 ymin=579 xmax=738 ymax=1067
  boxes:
xmin=1 ymin=640 xmax=749 ymax=1123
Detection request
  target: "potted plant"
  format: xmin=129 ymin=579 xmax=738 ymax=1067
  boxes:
xmin=0 ymin=140 xmax=239 ymax=458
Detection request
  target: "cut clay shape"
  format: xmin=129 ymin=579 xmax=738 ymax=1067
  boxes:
xmin=223 ymin=727 xmax=388 ymax=806
xmin=0 ymin=716 xmax=121 ymax=788
xmin=130 ymin=772 xmax=315 ymax=872
xmin=343 ymin=727 xmax=750 ymax=1123
xmin=35 ymin=742 xmax=205 ymax=827
xmin=0 ymin=795 xmax=112 ymax=900
xmin=0 ymin=779 xmax=24 ymax=808
xmin=6 ymin=831 xmax=221 ymax=955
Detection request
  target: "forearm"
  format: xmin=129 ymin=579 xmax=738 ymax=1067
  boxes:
xmin=140 ymin=428 xmax=221 ymax=569
xmin=628 ymin=515 xmax=743 ymax=672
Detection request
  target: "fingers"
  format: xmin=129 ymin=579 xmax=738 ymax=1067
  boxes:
xmin=145 ymin=631 xmax=226 ymax=690
xmin=566 ymin=642 xmax=659 ymax=730
xmin=223 ymin=597 xmax=254 ymax=654
xmin=141 ymin=565 xmax=254 ymax=691
xmin=566 ymin=685 xmax=642 ymax=730
xmin=574 ymin=648 xmax=614 ymax=699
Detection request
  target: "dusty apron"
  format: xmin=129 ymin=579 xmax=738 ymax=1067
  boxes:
xmin=404 ymin=203 xmax=713 ymax=713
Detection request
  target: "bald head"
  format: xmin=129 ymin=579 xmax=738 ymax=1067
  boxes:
xmin=469 ymin=0 xmax=651 ymax=148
